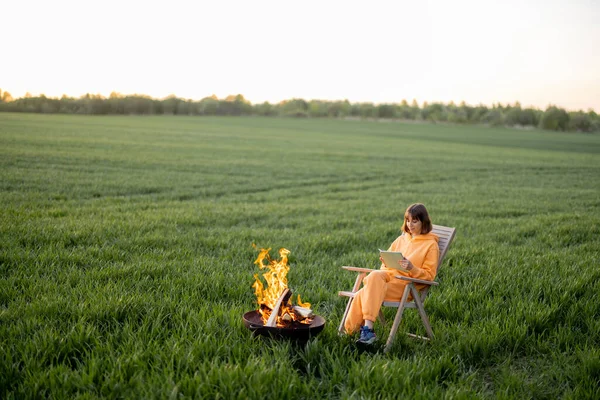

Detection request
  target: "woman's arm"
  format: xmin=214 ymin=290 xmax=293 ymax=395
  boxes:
xmin=406 ymin=244 xmax=439 ymax=281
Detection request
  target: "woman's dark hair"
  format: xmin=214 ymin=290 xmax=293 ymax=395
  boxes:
xmin=402 ymin=203 xmax=433 ymax=235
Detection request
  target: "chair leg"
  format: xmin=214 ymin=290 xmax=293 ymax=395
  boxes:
xmin=338 ymin=272 xmax=367 ymax=335
xmin=338 ymin=297 xmax=353 ymax=335
xmin=410 ymin=285 xmax=434 ymax=339
xmin=384 ymin=283 xmax=411 ymax=353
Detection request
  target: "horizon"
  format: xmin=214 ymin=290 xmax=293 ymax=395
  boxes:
xmin=2 ymin=0 xmax=599 ymax=113
xmin=1 ymin=90 xmax=595 ymax=113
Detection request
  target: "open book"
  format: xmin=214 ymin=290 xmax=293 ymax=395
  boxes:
xmin=379 ymin=249 xmax=408 ymax=271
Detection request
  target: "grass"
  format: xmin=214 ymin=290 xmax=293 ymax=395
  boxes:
xmin=1 ymin=112 xmax=599 ymax=399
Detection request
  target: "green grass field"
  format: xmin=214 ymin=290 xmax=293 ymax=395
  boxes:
xmin=1 ymin=112 xmax=599 ymax=399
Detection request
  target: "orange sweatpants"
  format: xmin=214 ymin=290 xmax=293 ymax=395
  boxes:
xmin=344 ymin=270 xmax=409 ymax=334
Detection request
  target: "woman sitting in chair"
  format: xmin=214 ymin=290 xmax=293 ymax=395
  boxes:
xmin=345 ymin=203 xmax=439 ymax=345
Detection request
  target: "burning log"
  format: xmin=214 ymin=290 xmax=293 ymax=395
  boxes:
xmin=265 ymin=289 xmax=292 ymax=327
xmin=243 ymin=310 xmax=326 ymax=340
xmin=292 ymin=306 xmax=314 ymax=319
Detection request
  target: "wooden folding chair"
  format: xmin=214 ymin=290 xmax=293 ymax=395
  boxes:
xmin=338 ymin=224 xmax=456 ymax=353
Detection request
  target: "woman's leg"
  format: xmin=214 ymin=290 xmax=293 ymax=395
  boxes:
xmin=383 ymin=277 xmax=410 ymax=302
xmin=360 ymin=271 xmax=390 ymax=322
xmin=344 ymin=270 xmax=391 ymax=334
xmin=344 ymin=288 xmax=365 ymax=334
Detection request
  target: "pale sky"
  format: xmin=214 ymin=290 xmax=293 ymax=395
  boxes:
xmin=2 ymin=0 xmax=599 ymax=111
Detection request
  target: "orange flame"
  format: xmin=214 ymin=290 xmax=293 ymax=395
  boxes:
xmin=297 ymin=294 xmax=311 ymax=309
xmin=252 ymin=247 xmax=312 ymax=325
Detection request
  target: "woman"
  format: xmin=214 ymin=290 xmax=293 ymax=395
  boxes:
xmin=344 ymin=203 xmax=440 ymax=344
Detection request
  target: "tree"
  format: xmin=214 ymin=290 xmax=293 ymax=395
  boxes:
xmin=254 ymin=101 xmax=276 ymax=116
xmin=469 ymin=105 xmax=488 ymax=123
xmin=279 ymin=98 xmax=308 ymax=117
xmin=422 ymin=102 xmax=445 ymax=122
xmin=175 ymin=100 xmax=190 ymax=116
xmin=410 ymin=99 xmax=421 ymax=120
xmin=539 ymin=106 xmax=569 ymax=131
xmin=308 ymin=100 xmax=328 ymax=118
xmin=377 ymin=104 xmax=395 ymax=119
xmin=396 ymin=99 xmax=414 ymax=119
xmin=587 ymin=109 xmax=600 ymax=132
xmin=327 ymin=100 xmax=351 ymax=118
xmin=1 ymin=90 xmax=14 ymax=102
xmin=504 ymin=104 xmax=522 ymax=126
xmin=162 ymin=95 xmax=180 ymax=115
xmin=107 ymin=93 xmax=125 ymax=114
xmin=358 ymin=103 xmax=376 ymax=119
xmin=482 ymin=109 xmax=505 ymax=126
xmin=199 ymin=96 xmax=219 ymax=115
xmin=568 ymin=111 xmax=593 ymax=132
xmin=219 ymin=94 xmax=252 ymax=115
xmin=232 ymin=94 xmax=253 ymax=115
xmin=349 ymin=103 xmax=362 ymax=117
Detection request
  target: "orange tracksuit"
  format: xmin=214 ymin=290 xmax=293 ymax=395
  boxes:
xmin=344 ymin=232 xmax=440 ymax=334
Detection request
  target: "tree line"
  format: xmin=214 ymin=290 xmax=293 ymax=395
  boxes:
xmin=0 ymin=89 xmax=598 ymax=133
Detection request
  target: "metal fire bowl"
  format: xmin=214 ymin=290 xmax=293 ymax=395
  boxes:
xmin=243 ymin=310 xmax=326 ymax=340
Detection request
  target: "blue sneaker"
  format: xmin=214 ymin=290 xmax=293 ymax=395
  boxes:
xmin=356 ymin=326 xmax=377 ymax=345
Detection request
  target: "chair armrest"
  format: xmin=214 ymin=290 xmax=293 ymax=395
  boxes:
xmin=342 ymin=266 xmax=377 ymax=273
xmin=395 ymin=275 xmax=439 ymax=286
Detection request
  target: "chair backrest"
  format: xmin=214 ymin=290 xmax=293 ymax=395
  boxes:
xmin=431 ymin=224 xmax=456 ymax=270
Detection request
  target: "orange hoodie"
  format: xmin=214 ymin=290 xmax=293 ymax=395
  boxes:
xmin=381 ymin=232 xmax=440 ymax=282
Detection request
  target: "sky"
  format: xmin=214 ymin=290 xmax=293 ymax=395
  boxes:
xmin=2 ymin=0 xmax=599 ymax=111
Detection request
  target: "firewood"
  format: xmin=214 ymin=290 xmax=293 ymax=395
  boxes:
xmin=281 ymin=312 xmax=292 ymax=322
xmin=292 ymin=306 xmax=314 ymax=319
xmin=265 ymin=289 xmax=292 ymax=327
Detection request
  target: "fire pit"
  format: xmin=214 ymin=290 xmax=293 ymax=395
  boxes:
xmin=242 ymin=310 xmax=326 ymax=340
xmin=243 ymin=247 xmax=326 ymax=340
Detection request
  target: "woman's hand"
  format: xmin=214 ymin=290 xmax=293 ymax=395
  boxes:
xmin=379 ymin=256 xmax=386 ymax=267
xmin=398 ymin=257 xmax=415 ymax=271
